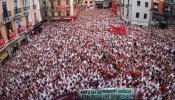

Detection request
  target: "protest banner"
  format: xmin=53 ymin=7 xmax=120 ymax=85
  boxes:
xmin=79 ymin=88 xmax=137 ymax=100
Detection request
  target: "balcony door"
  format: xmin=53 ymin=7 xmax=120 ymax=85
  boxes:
xmin=2 ymin=2 xmax=8 ymax=17
xmin=16 ymin=18 xmax=22 ymax=29
xmin=6 ymin=22 xmax=13 ymax=39
xmin=43 ymin=1 xmax=46 ymax=7
xmin=14 ymin=0 xmax=18 ymax=14
xmin=14 ymin=0 xmax=18 ymax=8
xmin=23 ymin=0 xmax=30 ymax=6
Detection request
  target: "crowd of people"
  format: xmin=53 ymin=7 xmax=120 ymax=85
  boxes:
xmin=0 ymin=9 xmax=175 ymax=99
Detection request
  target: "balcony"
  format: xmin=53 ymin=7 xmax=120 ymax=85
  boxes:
xmin=163 ymin=10 xmax=172 ymax=16
xmin=27 ymin=22 xmax=32 ymax=28
xmin=9 ymin=31 xmax=16 ymax=40
xmin=150 ymin=8 xmax=159 ymax=13
xmin=23 ymin=6 xmax=30 ymax=12
xmin=164 ymin=0 xmax=173 ymax=4
xmin=14 ymin=8 xmax=22 ymax=15
xmin=18 ymin=26 xmax=26 ymax=33
xmin=33 ymin=5 xmax=36 ymax=9
xmin=63 ymin=16 xmax=72 ymax=20
xmin=0 ymin=38 xmax=5 ymax=47
xmin=2 ymin=11 xmax=11 ymax=19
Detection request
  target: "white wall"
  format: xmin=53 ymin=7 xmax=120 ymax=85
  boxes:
xmin=121 ymin=0 xmax=132 ymax=22
xmin=130 ymin=0 xmax=151 ymax=26
xmin=120 ymin=0 xmax=151 ymax=26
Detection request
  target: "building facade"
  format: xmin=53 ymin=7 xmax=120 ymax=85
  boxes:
xmin=82 ymin=0 xmax=95 ymax=9
xmin=117 ymin=0 xmax=151 ymax=26
xmin=0 ymin=0 xmax=42 ymax=64
xmin=39 ymin=0 xmax=79 ymax=21
xmin=150 ymin=0 xmax=174 ymax=28
xmin=94 ymin=0 xmax=112 ymax=8
xmin=116 ymin=0 xmax=174 ymax=27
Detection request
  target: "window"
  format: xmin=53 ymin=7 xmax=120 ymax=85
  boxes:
xmin=14 ymin=0 xmax=18 ymax=8
xmin=58 ymin=11 xmax=61 ymax=16
xmin=2 ymin=2 xmax=8 ymax=18
xmin=165 ymin=6 xmax=170 ymax=11
xmin=32 ymin=0 xmax=35 ymax=5
xmin=44 ymin=11 xmax=47 ymax=17
xmin=66 ymin=10 xmax=70 ymax=16
xmin=136 ymin=13 xmax=139 ymax=18
xmin=66 ymin=0 xmax=69 ymax=5
xmin=23 ymin=0 xmax=30 ymax=6
xmin=144 ymin=14 xmax=147 ymax=19
xmin=145 ymin=2 xmax=148 ymax=7
xmin=57 ymin=0 xmax=60 ymax=5
xmin=6 ymin=22 xmax=13 ymax=34
xmin=85 ymin=1 xmax=87 ymax=4
xmin=137 ymin=1 xmax=140 ymax=6
xmin=16 ymin=17 xmax=22 ymax=28
xmin=43 ymin=1 xmax=46 ymax=7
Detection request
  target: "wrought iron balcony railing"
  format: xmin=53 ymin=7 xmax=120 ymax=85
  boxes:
xmin=14 ymin=8 xmax=22 ymax=14
xmin=2 ymin=11 xmax=11 ymax=19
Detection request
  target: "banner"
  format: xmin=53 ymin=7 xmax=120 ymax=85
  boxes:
xmin=111 ymin=4 xmax=117 ymax=15
xmin=54 ymin=92 xmax=80 ymax=100
xmin=9 ymin=32 xmax=16 ymax=40
xmin=79 ymin=88 xmax=137 ymax=100
xmin=110 ymin=25 xmax=126 ymax=34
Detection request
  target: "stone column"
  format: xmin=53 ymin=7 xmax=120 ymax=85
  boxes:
xmin=70 ymin=0 xmax=74 ymax=16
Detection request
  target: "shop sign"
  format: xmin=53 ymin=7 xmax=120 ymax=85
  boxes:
xmin=0 ymin=52 xmax=8 ymax=62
